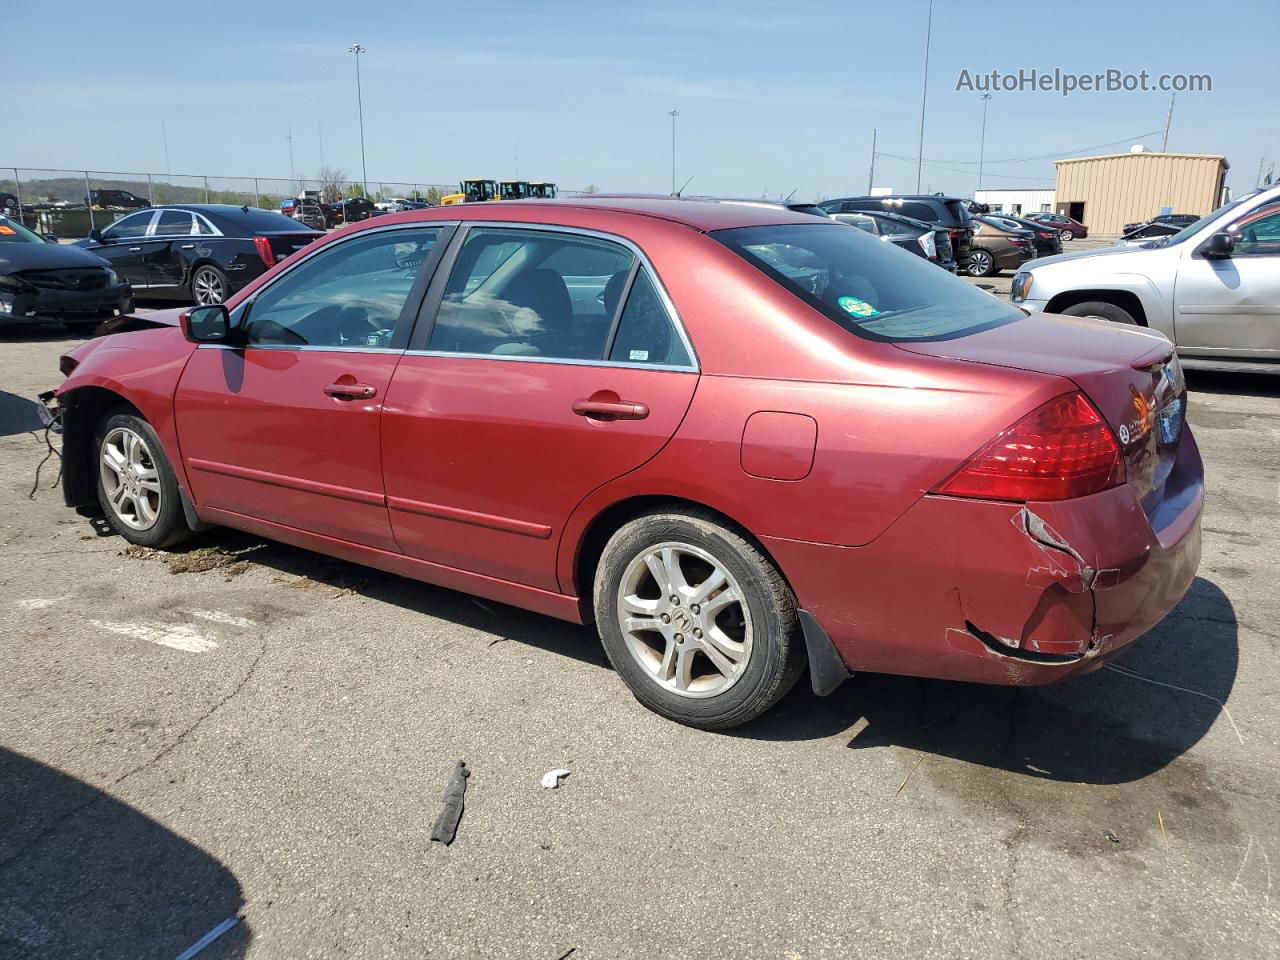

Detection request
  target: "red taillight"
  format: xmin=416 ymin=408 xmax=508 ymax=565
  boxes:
xmin=253 ymin=236 xmax=276 ymax=267
xmin=935 ymin=392 xmax=1124 ymax=502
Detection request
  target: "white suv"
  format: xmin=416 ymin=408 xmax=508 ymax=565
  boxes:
xmin=1012 ymin=185 xmax=1280 ymax=369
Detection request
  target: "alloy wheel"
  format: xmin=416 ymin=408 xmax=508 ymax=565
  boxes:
xmin=192 ymin=268 xmax=225 ymax=305
xmin=616 ymin=542 xmax=753 ymax=698
xmin=1060 ymin=229 xmax=1073 ymax=241
xmin=99 ymin=426 xmax=162 ymax=531
xmin=966 ymin=251 xmax=993 ymax=277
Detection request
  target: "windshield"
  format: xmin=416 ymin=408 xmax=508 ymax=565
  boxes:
xmin=1159 ymin=195 xmax=1254 ymax=246
xmin=0 ymin=217 xmax=43 ymax=244
xmin=713 ymin=222 xmax=1021 ymax=342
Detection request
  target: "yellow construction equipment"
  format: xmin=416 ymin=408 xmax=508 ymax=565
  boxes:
xmin=440 ymin=179 xmax=498 ymax=205
xmin=497 ymin=180 xmax=531 ymax=201
xmin=528 ymin=182 xmax=558 ymax=199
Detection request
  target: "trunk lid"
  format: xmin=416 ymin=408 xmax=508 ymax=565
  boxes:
xmin=261 ymin=231 xmax=323 ymax=262
xmin=897 ymin=312 xmax=1186 ymax=512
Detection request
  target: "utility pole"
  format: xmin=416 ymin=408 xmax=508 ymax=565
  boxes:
xmin=868 ymin=128 xmax=877 ymax=193
xmin=976 ymin=93 xmax=992 ymax=195
xmin=915 ymin=0 xmax=934 ymax=192
xmin=668 ymin=109 xmax=679 ymax=194
xmin=1161 ymin=93 xmax=1175 ymax=151
xmin=318 ymin=120 xmax=325 ymax=170
xmin=287 ymin=128 xmax=295 ymax=185
xmin=161 ymin=120 xmax=171 ymax=178
xmin=349 ymin=43 xmax=369 ymax=198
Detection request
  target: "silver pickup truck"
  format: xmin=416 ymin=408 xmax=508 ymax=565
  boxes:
xmin=1011 ymin=184 xmax=1280 ymax=371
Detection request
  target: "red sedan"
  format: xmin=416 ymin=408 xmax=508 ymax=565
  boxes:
xmin=48 ymin=198 xmax=1202 ymax=729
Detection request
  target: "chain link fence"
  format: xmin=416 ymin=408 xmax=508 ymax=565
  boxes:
xmin=1 ymin=167 xmax=472 ymax=237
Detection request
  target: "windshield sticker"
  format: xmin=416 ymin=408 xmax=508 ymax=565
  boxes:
xmin=837 ymin=295 xmax=880 ymax=319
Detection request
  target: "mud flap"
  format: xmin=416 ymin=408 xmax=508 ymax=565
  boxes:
xmin=799 ymin=609 xmax=852 ymax=696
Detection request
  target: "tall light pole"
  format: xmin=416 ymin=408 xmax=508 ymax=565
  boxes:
xmin=668 ymin=109 xmax=679 ymax=194
xmin=915 ymin=0 xmax=934 ymax=192
xmin=349 ymin=43 xmax=369 ymax=198
xmin=976 ymin=93 xmax=992 ymax=196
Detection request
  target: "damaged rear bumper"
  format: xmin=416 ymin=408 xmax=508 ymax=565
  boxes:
xmin=765 ymin=431 xmax=1204 ymax=687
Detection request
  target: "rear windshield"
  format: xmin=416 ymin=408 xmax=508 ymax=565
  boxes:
xmin=224 ymin=207 xmax=319 ymax=234
xmin=712 ymin=222 xmax=1021 ymax=342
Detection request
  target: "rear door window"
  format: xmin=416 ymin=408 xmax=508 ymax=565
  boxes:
xmin=606 ymin=269 xmax=692 ymax=367
xmin=154 ymin=211 xmax=195 ymax=236
xmin=899 ymin=201 xmax=939 ymax=222
xmin=428 ymin=227 xmax=635 ymax=361
xmin=713 ymin=222 xmax=1021 ymax=342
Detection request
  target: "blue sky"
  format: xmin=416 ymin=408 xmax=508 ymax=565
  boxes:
xmin=7 ymin=0 xmax=1274 ymax=198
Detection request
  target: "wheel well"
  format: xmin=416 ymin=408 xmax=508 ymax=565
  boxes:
xmin=1044 ymin=289 xmax=1148 ymax=326
xmin=59 ymin=386 xmax=139 ymax=510
xmin=571 ymin=496 xmax=789 ymax=622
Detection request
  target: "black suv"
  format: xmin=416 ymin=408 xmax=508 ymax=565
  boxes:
xmin=86 ymin=189 xmax=151 ymax=209
xmin=817 ymin=194 xmax=974 ymax=262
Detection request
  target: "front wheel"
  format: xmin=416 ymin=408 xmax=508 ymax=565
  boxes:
xmin=191 ymin=265 xmax=229 ymax=305
xmin=593 ymin=508 xmax=805 ymax=730
xmin=1059 ymin=300 xmax=1137 ymax=325
xmin=95 ymin=410 xmax=192 ymax=548
xmin=1060 ymin=229 xmax=1074 ymax=242
xmin=965 ymin=248 xmax=996 ymax=277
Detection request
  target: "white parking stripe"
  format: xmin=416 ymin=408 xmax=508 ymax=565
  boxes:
xmin=184 ymin=609 xmax=257 ymax=628
xmin=89 ymin=620 xmax=219 ymax=654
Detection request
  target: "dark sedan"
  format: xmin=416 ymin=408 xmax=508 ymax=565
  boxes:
xmin=75 ymin=205 xmax=323 ymax=305
xmin=986 ymin=214 xmax=1062 ymax=258
xmin=829 ymin=210 xmax=958 ymax=271
xmin=1122 ymin=213 xmax=1199 ymax=235
xmin=0 ymin=216 xmax=133 ymax=329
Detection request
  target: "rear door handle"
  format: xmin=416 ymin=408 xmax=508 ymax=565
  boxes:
xmin=180 ymin=243 xmax=195 ymax=249
xmin=324 ymin=382 xmax=378 ymax=400
xmin=572 ymin=398 xmax=649 ymax=420
xmin=128 ymin=246 xmax=141 ymax=252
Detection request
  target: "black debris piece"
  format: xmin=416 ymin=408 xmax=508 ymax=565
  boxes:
xmin=430 ymin=760 xmax=470 ymax=845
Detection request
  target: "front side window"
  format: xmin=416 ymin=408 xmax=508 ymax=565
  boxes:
xmin=242 ymin=227 xmax=443 ymax=348
xmin=713 ymin=222 xmax=1021 ymax=342
xmin=1228 ymin=201 xmax=1280 ymax=256
xmin=428 ymin=228 xmax=635 ymax=360
xmin=104 ymin=212 xmax=152 ymax=239
xmin=154 ymin=211 xmax=195 ymax=236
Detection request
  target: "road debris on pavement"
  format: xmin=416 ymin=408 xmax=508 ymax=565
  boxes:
xmin=430 ymin=760 xmax=470 ymax=845
xmin=541 ymin=768 xmax=571 ymax=789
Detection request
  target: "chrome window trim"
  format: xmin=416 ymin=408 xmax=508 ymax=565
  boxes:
xmin=402 ymin=348 xmax=697 ymax=373
xmin=195 ymin=343 xmax=404 ymax=355
xmin=420 ymin=220 xmax=700 ymax=372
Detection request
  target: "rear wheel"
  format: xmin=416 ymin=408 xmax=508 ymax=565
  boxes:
xmin=1059 ymin=300 xmax=1137 ymax=325
xmin=593 ymin=508 xmax=804 ymax=730
xmin=965 ymin=248 xmax=996 ymax=277
xmin=1060 ymin=229 xmax=1074 ymax=242
xmin=94 ymin=410 xmax=192 ymax=548
xmin=191 ymin=265 xmax=228 ymax=305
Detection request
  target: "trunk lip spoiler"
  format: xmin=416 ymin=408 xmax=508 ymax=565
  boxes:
xmin=1130 ymin=340 xmax=1175 ymax=371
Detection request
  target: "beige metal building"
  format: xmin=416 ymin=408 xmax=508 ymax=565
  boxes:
xmin=1053 ymin=150 xmax=1228 ymax=234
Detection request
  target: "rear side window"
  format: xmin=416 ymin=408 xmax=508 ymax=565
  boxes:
xmin=713 ymin=223 xmax=1021 ymax=342
xmin=607 ymin=270 xmax=691 ymax=367
xmin=898 ymin=201 xmax=938 ymax=222
xmin=832 ymin=213 xmax=880 ymax=234
xmin=429 ymin=228 xmax=634 ymax=360
xmin=155 ymin=211 xmax=195 ymax=236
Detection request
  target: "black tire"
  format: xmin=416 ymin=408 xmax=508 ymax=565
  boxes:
xmin=190 ymin=264 xmax=229 ymax=305
xmin=965 ymin=248 xmax=997 ymax=277
xmin=593 ymin=507 xmax=805 ymax=730
xmin=1059 ymin=300 xmax=1137 ymax=325
xmin=93 ymin=409 xmax=192 ymax=548
xmin=61 ymin=319 xmax=103 ymax=335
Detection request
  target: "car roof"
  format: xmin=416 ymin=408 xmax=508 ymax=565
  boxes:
xmin=443 ymin=196 xmax=827 ymax=230
xmin=830 ymin=194 xmax=965 ymax=203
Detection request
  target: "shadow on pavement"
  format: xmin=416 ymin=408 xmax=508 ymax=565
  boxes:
xmin=0 ymin=748 xmax=249 ymax=958
xmin=741 ymin=576 xmax=1237 ymax=785
xmin=0 ymin=391 xmax=46 ymax=437
xmin=1186 ymin=369 xmax=1280 ymax=398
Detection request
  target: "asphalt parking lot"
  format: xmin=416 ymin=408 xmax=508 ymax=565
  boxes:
xmin=2 ymin=301 xmax=1279 ymax=958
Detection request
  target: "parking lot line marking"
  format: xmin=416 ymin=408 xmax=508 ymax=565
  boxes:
xmin=14 ymin=597 xmax=66 ymax=610
xmin=89 ymin=619 xmax=219 ymax=654
xmin=1103 ymin=663 xmax=1243 ymax=744
xmin=1231 ymin=837 xmax=1254 ymax=888
xmin=185 ymin=609 xmax=256 ymax=628
xmin=175 ymin=916 xmax=239 ymax=960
